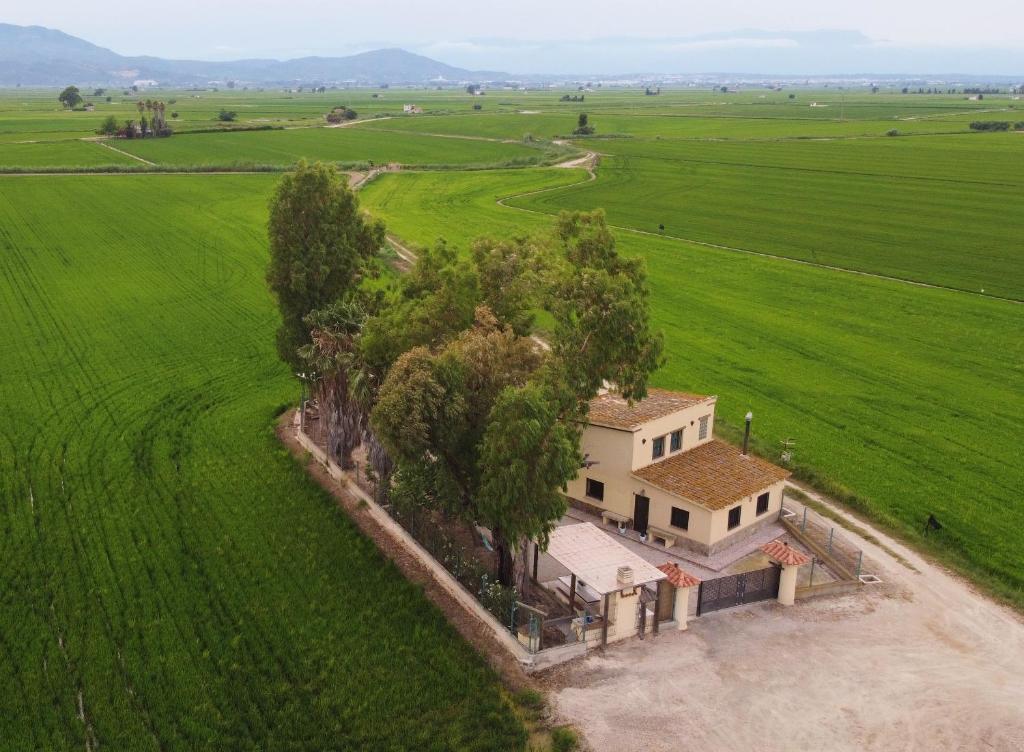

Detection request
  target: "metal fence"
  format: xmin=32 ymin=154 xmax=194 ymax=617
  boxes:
xmin=781 ymin=503 xmax=863 ymax=581
xmin=385 ymin=500 xmax=520 ymax=629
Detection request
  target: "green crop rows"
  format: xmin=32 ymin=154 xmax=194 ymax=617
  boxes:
xmin=1 ymin=84 xmax=1023 ymax=746
xmin=0 ymin=174 xmax=525 ymax=750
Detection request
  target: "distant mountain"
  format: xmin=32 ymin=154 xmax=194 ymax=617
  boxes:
xmin=0 ymin=24 xmax=504 ymax=85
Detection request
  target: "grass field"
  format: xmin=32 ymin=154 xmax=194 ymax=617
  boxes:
xmin=0 ymin=140 xmax=137 ymax=167
xmin=360 ymin=168 xmax=1024 ymax=608
xmin=1 ymin=83 xmax=1023 ymax=746
xmin=508 ymin=134 xmax=1024 ymax=299
xmin=0 ymin=174 xmax=526 ymax=750
xmin=108 ymin=126 xmax=554 ymax=168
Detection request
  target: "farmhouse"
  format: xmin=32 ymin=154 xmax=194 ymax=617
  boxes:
xmin=565 ymin=389 xmax=791 ymax=555
xmin=403 ymin=104 xmax=423 ymax=114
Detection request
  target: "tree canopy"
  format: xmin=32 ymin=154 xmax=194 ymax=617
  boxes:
xmin=58 ymin=86 xmax=82 ymax=109
xmin=357 ymin=210 xmax=663 ymax=585
xmin=278 ymin=200 xmax=662 ymax=586
xmin=266 ymin=160 xmax=384 ymax=371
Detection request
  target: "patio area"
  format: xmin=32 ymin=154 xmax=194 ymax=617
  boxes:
xmin=562 ymin=502 xmax=793 ymax=576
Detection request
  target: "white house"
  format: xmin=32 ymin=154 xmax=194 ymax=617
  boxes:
xmin=565 ymin=389 xmax=790 ymax=555
xmin=403 ymin=104 xmax=423 ymax=114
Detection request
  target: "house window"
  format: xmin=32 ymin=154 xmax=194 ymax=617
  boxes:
xmin=652 ymin=436 xmax=665 ymax=459
xmin=698 ymin=415 xmax=710 ymax=440
xmin=756 ymin=492 xmax=770 ymax=515
xmin=727 ymin=505 xmax=742 ymax=530
xmin=586 ymin=478 xmax=604 ymax=502
xmin=670 ymin=507 xmax=689 ymax=530
xmin=670 ymin=429 xmax=683 ymax=452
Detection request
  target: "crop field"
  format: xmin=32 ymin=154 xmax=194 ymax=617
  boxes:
xmin=110 ymin=126 xmax=554 ymax=168
xmin=362 ymin=110 xmax=984 ymax=140
xmin=1 ymin=83 xmax=1023 ymax=747
xmin=508 ymin=134 xmax=1024 ymax=298
xmin=0 ymin=140 xmax=138 ymax=167
xmin=0 ymin=174 xmax=526 ymax=750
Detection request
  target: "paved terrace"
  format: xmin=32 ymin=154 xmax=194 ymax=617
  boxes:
xmin=560 ymin=497 xmax=826 ymax=585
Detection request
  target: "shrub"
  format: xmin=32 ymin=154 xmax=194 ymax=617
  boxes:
xmin=326 ymin=107 xmax=358 ymax=123
xmin=218 ymin=110 xmax=238 ymax=122
xmin=513 ymin=689 xmax=545 ymax=711
xmin=969 ymin=121 xmax=1010 ymax=131
xmin=473 ymin=103 xmax=483 ymax=110
xmin=551 ymin=727 xmax=579 ymax=752
xmin=886 ymin=129 xmax=900 ymax=137
xmin=97 ymin=115 xmax=119 ymax=136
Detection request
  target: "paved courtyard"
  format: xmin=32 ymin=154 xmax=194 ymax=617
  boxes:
xmin=542 ymin=485 xmax=1024 ymax=752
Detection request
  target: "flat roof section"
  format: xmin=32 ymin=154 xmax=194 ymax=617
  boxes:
xmin=545 ymin=522 xmax=667 ymax=595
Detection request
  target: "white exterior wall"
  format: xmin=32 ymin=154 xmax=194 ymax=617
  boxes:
xmin=629 ymin=399 xmax=716 ymax=471
xmin=565 ymin=425 xmax=636 ymax=520
xmin=707 ymin=480 xmax=786 ymax=546
xmin=639 ymin=484 xmax=713 ymax=546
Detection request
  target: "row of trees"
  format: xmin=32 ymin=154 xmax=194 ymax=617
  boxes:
xmin=267 ymin=161 xmax=662 ymax=588
xmin=969 ymin=121 xmax=1024 ymax=131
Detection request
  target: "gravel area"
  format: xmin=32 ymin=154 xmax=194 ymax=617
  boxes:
xmin=542 ymin=485 xmax=1024 ymax=752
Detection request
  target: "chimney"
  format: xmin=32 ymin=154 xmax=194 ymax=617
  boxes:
xmin=617 ymin=566 xmax=634 ymax=587
xmin=742 ymin=411 xmax=753 ymax=455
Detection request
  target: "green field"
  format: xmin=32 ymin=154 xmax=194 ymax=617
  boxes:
xmin=508 ymin=134 xmax=1024 ymax=298
xmin=113 ymin=126 xmax=552 ymax=168
xmin=0 ymin=174 xmax=525 ymax=750
xmin=0 ymin=139 xmax=137 ymax=167
xmin=1 ymin=83 xmax=1023 ymax=746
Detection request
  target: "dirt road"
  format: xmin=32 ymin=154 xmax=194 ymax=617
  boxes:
xmin=543 ymin=484 xmax=1024 ymax=752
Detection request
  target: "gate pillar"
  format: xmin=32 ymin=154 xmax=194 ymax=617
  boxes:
xmin=777 ymin=563 xmax=799 ymax=606
xmin=760 ymin=540 xmax=811 ymax=606
xmin=656 ymin=562 xmax=701 ymax=629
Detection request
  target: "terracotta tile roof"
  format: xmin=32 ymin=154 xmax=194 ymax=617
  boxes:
xmin=761 ymin=540 xmax=811 ymax=567
xmin=657 ymin=562 xmax=701 ymax=588
xmin=587 ymin=388 xmax=713 ymax=431
xmin=632 ymin=440 xmax=790 ymax=511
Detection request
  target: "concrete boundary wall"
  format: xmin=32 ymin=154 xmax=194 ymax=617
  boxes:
xmin=294 ymin=428 xmax=584 ymax=671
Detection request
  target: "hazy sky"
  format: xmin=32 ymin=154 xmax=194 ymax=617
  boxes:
xmin=5 ymin=1 xmax=1024 ymax=72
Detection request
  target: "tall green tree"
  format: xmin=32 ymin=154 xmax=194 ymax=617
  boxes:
xmin=266 ymin=160 xmax=384 ymax=371
xmin=477 ymin=380 xmax=582 ymax=587
xmin=58 ymin=86 xmax=82 ymax=109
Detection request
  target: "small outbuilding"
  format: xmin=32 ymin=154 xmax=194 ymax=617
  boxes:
xmin=544 ymin=522 xmax=667 ymax=645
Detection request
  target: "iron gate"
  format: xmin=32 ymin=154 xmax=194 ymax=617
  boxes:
xmin=697 ymin=565 xmax=781 ymax=615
